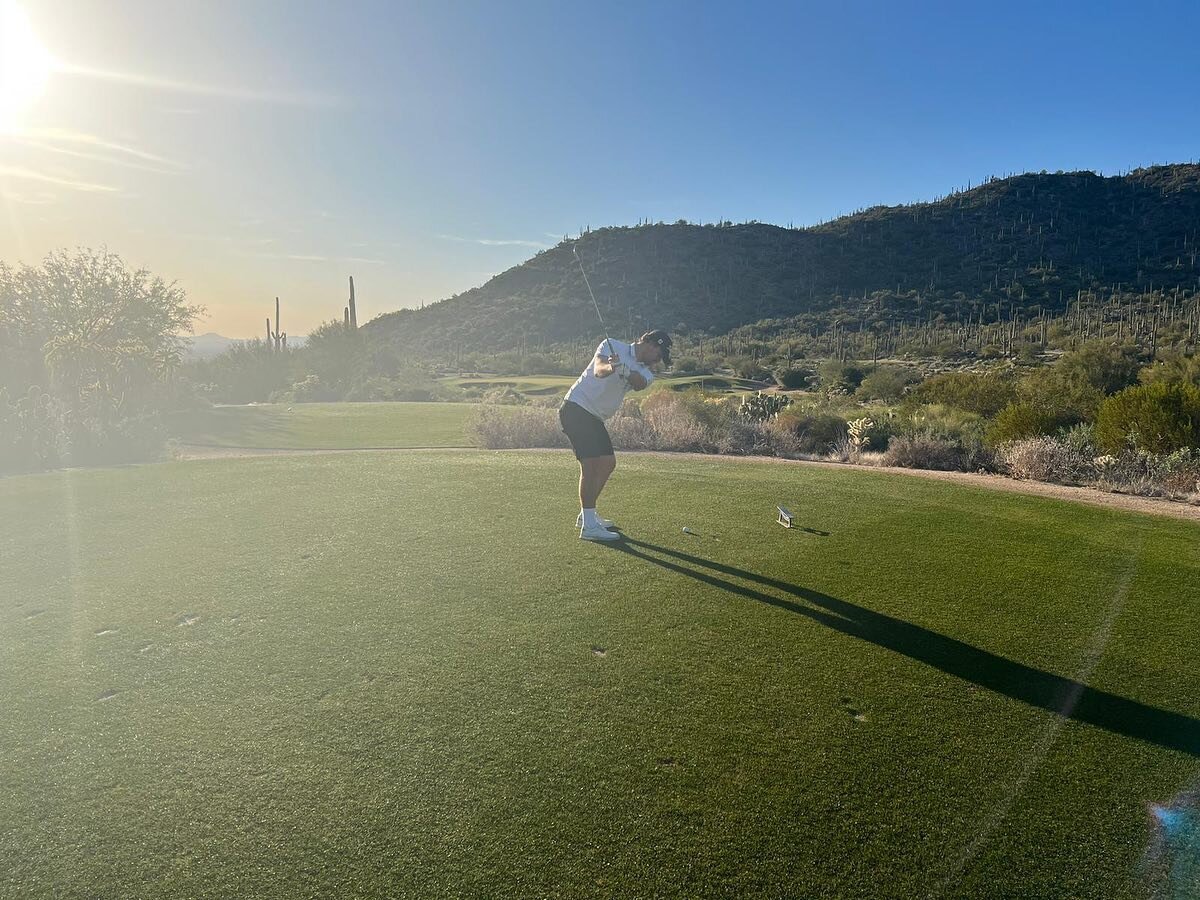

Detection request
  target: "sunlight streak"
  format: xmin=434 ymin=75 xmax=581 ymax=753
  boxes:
xmin=0 ymin=164 xmax=117 ymax=192
xmin=15 ymin=139 xmax=183 ymax=175
xmin=930 ymin=541 xmax=1145 ymax=895
xmin=0 ymin=1 xmax=53 ymax=134
xmin=56 ymin=62 xmax=340 ymax=107
xmin=16 ymin=127 xmax=186 ymax=166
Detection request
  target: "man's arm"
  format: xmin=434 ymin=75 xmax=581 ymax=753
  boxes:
xmin=594 ymin=354 xmax=618 ymax=378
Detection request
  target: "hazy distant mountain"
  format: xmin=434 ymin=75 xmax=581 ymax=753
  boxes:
xmin=184 ymin=332 xmax=307 ymax=359
xmin=365 ymin=164 xmax=1200 ymax=353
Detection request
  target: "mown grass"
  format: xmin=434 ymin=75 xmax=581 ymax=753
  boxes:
xmin=165 ymin=401 xmax=475 ymax=449
xmin=444 ymin=373 xmax=765 ymax=397
xmin=2 ymin=450 xmax=1197 ymax=898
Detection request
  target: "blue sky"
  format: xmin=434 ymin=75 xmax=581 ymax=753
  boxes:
xmin=3 ymin=0 xmax=1199 ymax=335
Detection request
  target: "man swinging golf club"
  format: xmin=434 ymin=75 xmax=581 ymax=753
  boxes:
xmin=560 ymin=328 xmax=672 ymax=541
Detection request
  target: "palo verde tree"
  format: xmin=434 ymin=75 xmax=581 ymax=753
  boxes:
xmin=0 ymin=248 xmax=203 ymax=468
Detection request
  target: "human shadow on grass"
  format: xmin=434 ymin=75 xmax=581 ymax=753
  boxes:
xmin=603 ymin=537 xmax=1200 ymax=757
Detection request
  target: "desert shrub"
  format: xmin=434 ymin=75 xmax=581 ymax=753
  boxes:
xmin=880 ymin=435 xmax=967 ymax=471
xmin=68 ymin=411 xmax=167 ymax=467
xmin=467 ymin=405 xmax=567 ymax=449
xmin=907 ymin=372 xmax=1017 ymax=417
xmin=0 ymin=386 xmax=72 ymax=473
xmin=985 ymin=401 xmax=1071 ymax=447
xmin=640 ymin=393 xmax=722 ymax=452
xmin=669 ymin=356 xmax=705 ymax=375
xmin=272 ymin=374 xmax=337 ymax=403
xmin=817 ymin=359 xmax=865 ymax=393
xmin=1016 ymin=367 xmax=1103 ymax=422
xmin=739 ymin=391 xmax=792 ymax=422
xmin=607 ymin=411 xmax=658 ymax=450
xmin=772 ymin=366 xmax=815 ymax=390
xmin=1054 ymin=340 xmax=1144 ymax=395
xmin=856 ymin=366 xmax=920 ymax=402
xmin=1094 ymin=382 xmax=1200 ymax=454
xmin=770 ymin=410 xmax=848 ymax=454
xmin=1093 ymin=448 xmax=1200 ymax=498
xmin=1138 ymin=352 xmax=1200 ymax=388
xmin=847 ymin=416 xmax=894 ymax=452
xmin=1058 ymin=422 xmax=1098 ymax=455
xmin=727 ymin=356 xmax=773 ymax=381
xmin=997 ymin=437 xmax=1095 ymax=483
xmin=480 ymin=386 xmax=526 ymax=405
xmin=902 ymin=403 xmax=984 ymax=446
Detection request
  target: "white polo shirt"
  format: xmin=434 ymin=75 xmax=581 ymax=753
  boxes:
xmin=564 ymin=340 xmax=654 ymax=421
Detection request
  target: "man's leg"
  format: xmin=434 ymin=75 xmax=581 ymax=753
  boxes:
xmin=580 ymin=454 xmax=616 ymax=509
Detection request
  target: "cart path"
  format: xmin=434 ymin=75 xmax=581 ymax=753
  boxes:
xmin=172 ymin=444 xmax=1200 ymax=524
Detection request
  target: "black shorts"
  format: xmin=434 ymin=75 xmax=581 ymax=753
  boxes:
xmin=559 ymin=401 xmax=614 ymax=461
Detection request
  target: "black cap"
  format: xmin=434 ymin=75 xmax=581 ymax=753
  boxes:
xmin=639 ymin=329 xmax=672 ymax=366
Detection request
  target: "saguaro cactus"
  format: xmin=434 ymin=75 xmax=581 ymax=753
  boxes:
xmin=348 ymin=276 xmax=358 ymax=330
xmin=267 ymin=297 xmax=286 ymax=351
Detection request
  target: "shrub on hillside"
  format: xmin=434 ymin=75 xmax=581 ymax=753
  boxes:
xmin=856 ymin=366 xmax=920 ymax=402
xmin=467 ymin=405 xmax=567 ymax=450
xmin=879 ymin=435 xmax=966 ymax=471
xmin=1093 ymin=448 xmax=1200 ymax=499
xmin=996 ymin=437 xmax=1095 ymax=483
xmin=739 ymin=391 xmax=792 ymax=422
xmin=772 ymin=366 xmax=815 ymax=390
xmin=907 ymin=372 xmax=1017 ymax=417
xmin=769 ymin=410 xmax=848 ymax=454
xmin=1094 ymin=382 xmax=1200 ymax=454
xmin=985 ymin=401 xmax=1077 ymax=447
xmin=640 ymin=391 xmax=725 ymax=452
xmin=0 ymin=387 xmax=71 ymax=474
xmin=1054 ymin=340 xmax=1144 ymax=395
xmin=669 ymin=356 xmax=706 ymax=376
xmin=479 ymin=386 xmax=526 ymax=405
xmin=817 ymin=359 xmax=865 ymax=393
xmin=901 ymin=403 xmax=985 ymax=444
xmin=1138 ymin=352 xmax=1200 ymax=388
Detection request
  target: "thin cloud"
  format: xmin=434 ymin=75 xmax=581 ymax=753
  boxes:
xmin=58 ymin=63 xmax=341 ymax=108
xmin=435 ymin=233 xmax=551 ymax=249
xmin=16 ymin=139 xmax=183 ymax=175
xmin=0 ymin=190 xmax=56 ymax=205
xmin=235 ymin=250 xmax=390 ymax=265
xmin=0 ymin=165 xmax=118 ymax=192
xmin=17 ymin=127 xmax=184 ymax=168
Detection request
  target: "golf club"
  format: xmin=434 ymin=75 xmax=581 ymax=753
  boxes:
xmin=573 ymin=244 xmax=617 ymax=363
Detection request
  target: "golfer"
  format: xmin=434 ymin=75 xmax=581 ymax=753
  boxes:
xmin=560 ymin=329 xmax=672 ymax=541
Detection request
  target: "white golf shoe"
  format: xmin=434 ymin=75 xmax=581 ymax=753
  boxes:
xmin=580 ymin=522 xmax=622 ymax=542
xmin=576 ymin=512 xmax=615 ymax=529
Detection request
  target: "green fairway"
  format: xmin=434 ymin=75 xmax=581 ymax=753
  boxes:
xmin=166 ymin=401 xmax=475 ymax=449
xmin=446 ymin=374 xmax=576 ymax=395
xmin=2 ymin=451 xmax=1198 ymax=897
xmin=444 ymin=373 xmax=765 ymax=397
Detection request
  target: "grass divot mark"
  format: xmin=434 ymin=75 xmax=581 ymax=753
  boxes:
xmin=24 ymin=609 xmax=45 ymax=620
xmin=137 ymin=644 xmax=153 ymax=654
xmin=656 ymin=757 xmax=679 ymax=768
xmin=94 ymin=628 xmax=119 ymax=637
xmin=839 ymin=697 xmax=867 ymax=722
xmin=96 ymin=689 xmax=119 ymax=702
xmin=176 ymin=613 xmax=201 ymax=627
xmin=591 ymin=646 xmax=607 ymax=657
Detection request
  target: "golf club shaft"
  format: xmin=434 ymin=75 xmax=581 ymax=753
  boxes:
xmin=573 ymin=246 xmax=615 ymax=360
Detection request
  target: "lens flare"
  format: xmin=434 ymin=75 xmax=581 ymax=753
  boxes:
xmin=1141 ymin=781 xmax=1200 ymax=899
xmin=0 ymin=1 xmax=54 ymax=134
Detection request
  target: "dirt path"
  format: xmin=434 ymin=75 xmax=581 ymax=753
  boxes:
xmin=173 ymin=444 xmax=1200 ymax=524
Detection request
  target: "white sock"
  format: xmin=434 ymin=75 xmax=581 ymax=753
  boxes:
xmin=582 ymin=508 xmax=599 ymax=528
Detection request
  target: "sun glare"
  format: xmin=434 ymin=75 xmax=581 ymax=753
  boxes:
xmin=0 ymin=0 xmax=54 ymax=134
